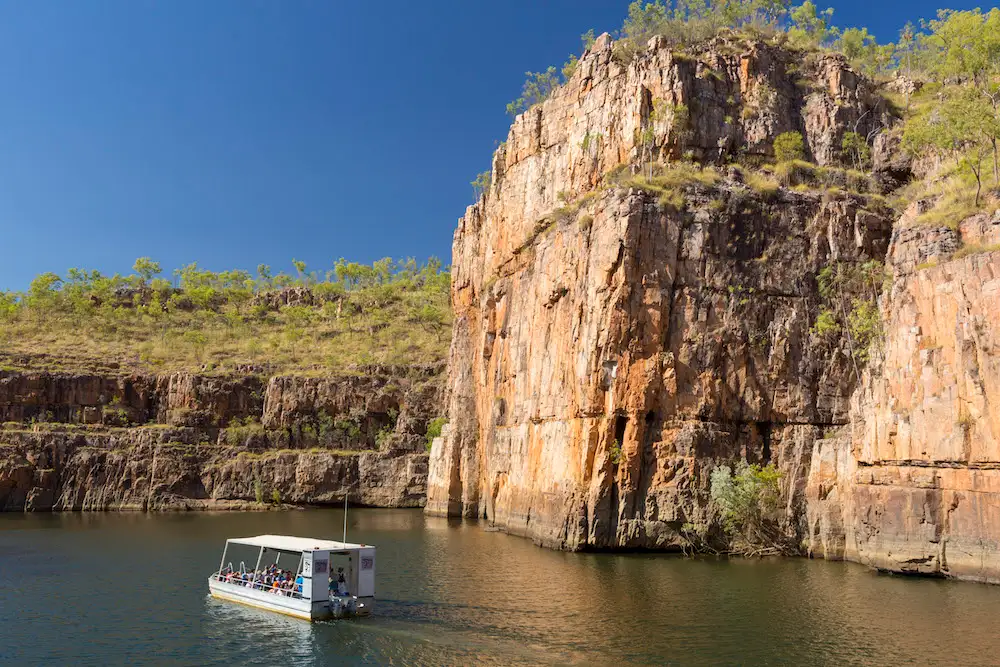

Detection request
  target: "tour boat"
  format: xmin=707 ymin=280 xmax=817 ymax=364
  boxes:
xmin=208 ymin=534 xmax=376 ymax=621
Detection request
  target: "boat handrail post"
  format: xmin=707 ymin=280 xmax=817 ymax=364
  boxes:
xmin=217 ymin=540 xmax=229 ymax=577
xmin=253 ymin=546 xmax=264 ymax=580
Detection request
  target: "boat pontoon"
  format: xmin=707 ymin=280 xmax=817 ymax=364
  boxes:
xmin=208 ymin=534 xmax=375 ymax=621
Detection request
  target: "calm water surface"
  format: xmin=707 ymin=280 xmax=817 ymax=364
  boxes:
xmin=2 ymin=509 xmax=999 ymax=666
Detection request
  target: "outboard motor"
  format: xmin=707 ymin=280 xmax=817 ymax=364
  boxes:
xmin=329 ymin=596 xmax=344 ymax=617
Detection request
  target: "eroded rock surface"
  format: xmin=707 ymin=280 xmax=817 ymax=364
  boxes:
xmin=0 ymin=366 xmax=441 ymax=510
xmin=807 ymin=212 xmax=1000 ymax=582
xmin=429 ymin=31 xmax=1000 ymax=583
xmin=428 ymin=34 xmax=893 ymax=549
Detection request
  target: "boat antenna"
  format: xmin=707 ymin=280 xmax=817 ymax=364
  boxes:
xmin=342 ymin=493 xmax=348 ymax=545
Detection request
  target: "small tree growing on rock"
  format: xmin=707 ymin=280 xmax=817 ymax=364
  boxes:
xmin=773 ymin=131 xmax=806 ymax=162
xmin=710 ymin=461 xmax=786 ymax=555
xmin=132 ymin=257 xmax=162 ymax=285
xmin=506 ymin=67 xmax=561 ymax=117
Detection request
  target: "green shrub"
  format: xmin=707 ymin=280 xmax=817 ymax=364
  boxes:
xmin=773 ymin=132 xmax=806 ymax=163
xmin=815 ymin=260 xmax=885 ymax=365
xmin=375 ymin=426 xmax=393 ymax=449
xmin=812 ymin=308 xmax=839 ymax=337
xmin=425 ymin=416 xmax=448 ymax=450
xmin=334 ymin=418 xmax=362 ymax=440
xmin=841 ymin=131 xmax=872 ymax=170
xmin=271 ymin=489 xmax=281 ymax=505
xmin=609 ymin=438 xmax=622 ymax=465
xmin=709 ymin=462 xmax=785 ymax=555
xmin=506 ymin=67 xmax=561 ymax=117
xmin=224 ymin=416 xmax=264 ymax=445
xmin=471 ymin=171 xmax=491 ymax=199
xmin=847 ymin=297 xmax=881 ymax=362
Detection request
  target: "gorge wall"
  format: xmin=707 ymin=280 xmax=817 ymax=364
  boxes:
xmin=807 ymin=210 xmax=1000 ymax=582
xmin=427 ymin=31 xmax=1000 ymax=581
xmin=0 ymin=365 xmax=441 ymax=511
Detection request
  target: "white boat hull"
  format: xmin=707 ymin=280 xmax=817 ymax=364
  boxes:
xmin=209 ymin=578 xmax=324 ymax=620
xmin=208 ymin=578 xmax=374 ymax=621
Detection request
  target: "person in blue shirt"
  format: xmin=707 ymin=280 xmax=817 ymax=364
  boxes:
xmin=295 ymin=573 xmax=304 ymax=596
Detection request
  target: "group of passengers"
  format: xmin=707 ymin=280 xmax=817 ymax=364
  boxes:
xmin=220 ymin=564 xmax=303 ymax=597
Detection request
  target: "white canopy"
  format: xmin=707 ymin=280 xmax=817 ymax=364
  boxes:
xmin=226 ymin=534 xmax=370 ymax=553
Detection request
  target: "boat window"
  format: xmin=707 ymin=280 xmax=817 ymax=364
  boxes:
xmin=213 ymin=545 xmax=309 ymax=599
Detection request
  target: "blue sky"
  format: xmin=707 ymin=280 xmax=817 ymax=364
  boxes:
xmin=0 ymin=0 xmax=982 ymax=290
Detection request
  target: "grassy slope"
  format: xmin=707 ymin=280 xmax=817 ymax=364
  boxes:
xmin=0 ymin=281 xmax=451 ymax=377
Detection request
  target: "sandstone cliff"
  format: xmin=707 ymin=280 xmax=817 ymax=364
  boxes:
xmin=807 ymin=210 xmax=1000 ymax=581
xmin=0 ymin=366 xmax=441 ymax=511
xmin=428 ymin=31 xmax=1000 ymax=581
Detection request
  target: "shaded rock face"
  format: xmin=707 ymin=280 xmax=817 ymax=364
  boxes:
xmin=0 ymin=367 xmax=442 ymax=511
xmin=807 ymin=213 xmax=1000 ymax=582
xmin=0 ymin=430 xmax=427 ymax=511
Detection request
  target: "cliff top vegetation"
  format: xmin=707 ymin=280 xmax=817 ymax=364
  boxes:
xmin=0 ymin=257 xmax=451 ymax=377
xmin=494 ymin=2 xmax=1000 ymax=236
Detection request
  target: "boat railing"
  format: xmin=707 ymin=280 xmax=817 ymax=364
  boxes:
xmin=211 ymin=572 xmax=306 ymax=599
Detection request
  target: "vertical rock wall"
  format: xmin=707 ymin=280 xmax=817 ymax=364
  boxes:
xmin=431 ymin=30 xmax=1000 ymax=581
xmin=807 ymin=212 xmax=1000 ymax=582
xmin=0 ymin=366 xmax=442 ymax=510
xmin=428 ymin=34 xmax=895 ymax=550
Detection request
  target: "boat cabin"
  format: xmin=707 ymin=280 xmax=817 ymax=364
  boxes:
xmin=208 ymin=534 xmax=376 ymax=621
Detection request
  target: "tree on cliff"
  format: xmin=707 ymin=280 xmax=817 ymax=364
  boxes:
xmin=471 ymin=171 xmax=491 ymax=199
xmin=132 ymin=257 xmax=162 ymax=285
xmin=904 ymin=87 xmax=1000 ymax=205
xmin=710 ymin=462 xmax=788 ymax=555
xmin=920 ymin=9 xmax=1000 ymax=186
xmin=506 ymin=67 xmax=561 ymax=117
xmin=786 ymin=1 xmax=836 ymax=47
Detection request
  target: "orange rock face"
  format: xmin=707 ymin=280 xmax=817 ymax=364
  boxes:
xmin=429 ymin=32 xmax=1000 ymax=581
xmin=428 ymin=35 xmax=896 ymax=550
xmin=808 ymin=215 xmax=1000 ymax=581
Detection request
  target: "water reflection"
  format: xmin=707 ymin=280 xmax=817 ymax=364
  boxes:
xmin=202 ymin=597 xmax=322 ymax=665
xmin=2 ymin=509 xmax=1000 ymax=666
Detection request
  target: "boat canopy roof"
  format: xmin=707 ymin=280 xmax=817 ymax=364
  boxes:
xmin=226 ymin=534 xmax=371 ymax=553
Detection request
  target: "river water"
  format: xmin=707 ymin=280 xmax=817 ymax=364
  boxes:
xmin=2 ymin=509 xmax=999 ymax=666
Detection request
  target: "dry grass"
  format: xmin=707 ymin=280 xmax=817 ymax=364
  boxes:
xmin=883 ymin=81 xmax=944 ymax=120
xmin=952 ymin=242 xmax=1000 ymax=260
xmin=743 ymin=171 xmax=781 ymax=198
xmin=0 ymin=285 xmax=451 ymax=376
xmin=772 ymin=160 xmax=873 ymax=193
xmin=899 ymin=166 xmax=997 ymax=230
xmin=616 ymin=162 xmax=721 ymax=208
